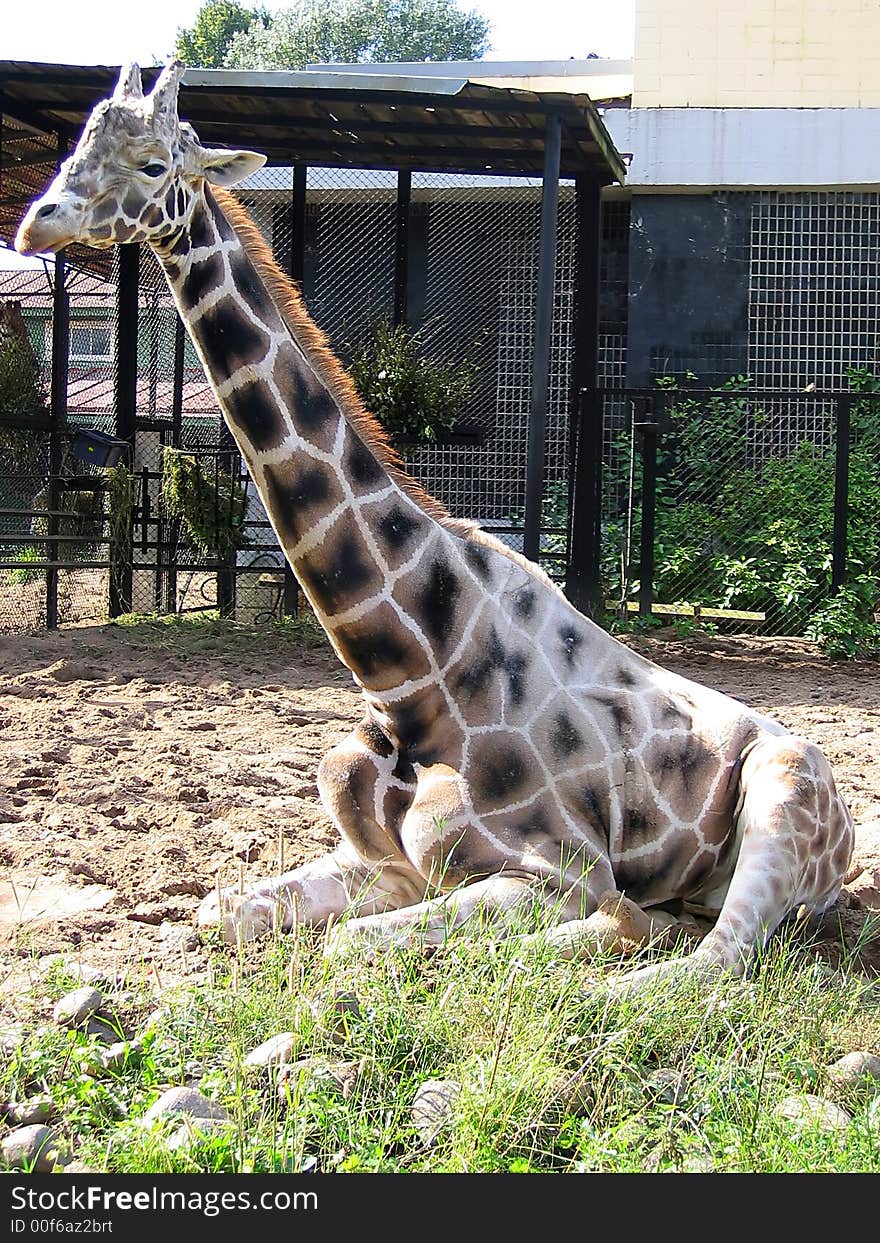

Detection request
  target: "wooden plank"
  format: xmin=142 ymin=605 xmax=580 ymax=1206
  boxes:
xmin=606 ymin=600 xmax=766 ymax=622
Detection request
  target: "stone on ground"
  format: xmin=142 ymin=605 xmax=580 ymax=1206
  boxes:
xmin=411 ymin=1078 xmax=461 ymax=1147
xmin=52 ymin=986 xmax=104 ymax=1028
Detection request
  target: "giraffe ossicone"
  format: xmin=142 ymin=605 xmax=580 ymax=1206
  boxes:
xmin=16 ymin=61 xmax=855 ymax=993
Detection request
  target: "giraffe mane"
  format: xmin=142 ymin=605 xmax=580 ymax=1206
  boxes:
xmin=212 ymin=186 xmax=561 ymax=595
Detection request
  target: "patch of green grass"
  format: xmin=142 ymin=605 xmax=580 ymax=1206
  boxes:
xmin=105 ymin=610 xmax=328 ymax=657
xmin=4 ymin=913 xmax=880 ymax=1174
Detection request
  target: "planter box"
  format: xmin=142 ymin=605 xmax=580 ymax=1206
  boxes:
xmin=69 ymin=428 xmax=129 ymax=468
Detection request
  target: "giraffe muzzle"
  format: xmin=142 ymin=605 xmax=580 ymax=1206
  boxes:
xmin=15 ymin=197 xmax=80 ymax=256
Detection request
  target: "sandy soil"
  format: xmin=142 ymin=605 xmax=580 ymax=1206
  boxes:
xmin=1 ymin=623 xmax=879 ymax=1006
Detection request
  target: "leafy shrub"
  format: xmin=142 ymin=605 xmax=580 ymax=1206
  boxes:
xmin=160 ymin=449 xmax=247 ymax=561
xmin=349 ymin=320 xmax=478 ymax=443
xmin=6 ymin=543 xmax=42 ymax=586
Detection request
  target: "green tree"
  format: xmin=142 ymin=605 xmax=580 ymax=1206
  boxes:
xmin=177 ymin=1 xmax=267 ymax=69
xmin=223 ymin=0 xmax=490 ymax=69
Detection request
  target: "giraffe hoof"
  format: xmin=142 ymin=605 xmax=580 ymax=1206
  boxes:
xmin=197 ymin=887 xmax=284 ymax=944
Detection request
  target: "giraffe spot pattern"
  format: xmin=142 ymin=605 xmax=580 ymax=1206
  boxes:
xmin=206 ymin=188 xmax=236 ymax=242
xmin=558 ymin=624 xmax=584 ymax=668
xmin=193 ymin=302 xmax=270 ymax=383
xmin=386 ymin=694 xmax=447 ymax=766
xmin=229 ymin=249 xmax=284 ymax=329
xmin=262 ymin=460 xmax=339 ymax=545
xmin=297 ymin=528 xmax=377 ymax=615
xmin=189 ymin=200 xmax=216 ymax=248
xmin=415 ymin=558 xmax=461 ymax=652
xmin=224 ymin=377 xmax=287 ymax=452
xmin=273 ymin=343 xmax=338 ymax=443
xmin=463 ymin=542 xmax=492 ymax=581
xmin=377 ymin=503 xmax=422 ymax=552
xmin=345 ymin=430 xmax=386 ymax=489
xmin=470 ymin=737 xmax=531 ymax=806
xmin=182 ymin=251 xmax=225 ymax=307
xmin=121 ymin=189 xmax=144 ymax=220
xmin=513 ymin=587 xmax=536 ymax=619
xmin=332 ymin=604 xmax=432 ymax=689
xmin=550 ymin=711 xmax=583 ymax=760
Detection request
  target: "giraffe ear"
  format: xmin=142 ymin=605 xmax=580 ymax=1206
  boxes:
xmin=114 ymin=63 xmax=143 ymax=101
xmin=198 ymin=147 xmax=267 ymax=187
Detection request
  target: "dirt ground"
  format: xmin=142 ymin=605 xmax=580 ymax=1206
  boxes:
xmin=1 ymin=622 xmax=879 ymax=1006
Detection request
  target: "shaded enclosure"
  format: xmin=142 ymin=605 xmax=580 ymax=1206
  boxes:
xmin=0 ymin=63 xmax=622 ymax=632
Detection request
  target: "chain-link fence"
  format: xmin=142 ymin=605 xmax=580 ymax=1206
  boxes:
xmin=598 ymin=386 xmax=880 ymax=640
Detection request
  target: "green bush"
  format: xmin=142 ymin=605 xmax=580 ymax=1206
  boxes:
xmin=598 ymin=372 xmax=880 ymax=655
xmin=160 ymin=449 xmax=247 ymax=561
xmin=349 ymin=320 xmax=478 ymax=443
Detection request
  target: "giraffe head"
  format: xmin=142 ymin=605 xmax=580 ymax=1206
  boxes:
xmin=15 ymin=60 xmax=266 ymax=256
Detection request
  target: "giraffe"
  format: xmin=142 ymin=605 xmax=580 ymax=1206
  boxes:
xmin=16 ymin=61 xmax=855 ymax=994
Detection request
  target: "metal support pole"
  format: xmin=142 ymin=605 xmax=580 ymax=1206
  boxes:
xmin=163 ymin=314 xmax=185 ymax=613
xmin=832 ymin=397 xmax=851 ymax=591
xmin=637 ymin=422 xmax=657 ymax=617
xmin=393 ymin=169 xmax=412 ymax=328
xmin=109 ymin=242 xmax=139 ymax=617
xmin=47 ymin=248 xmax=69 ymax=629
xmin=565 ymin=175 xmax=603 ymax=613
xmin=281 ymin=163 xmax=309 ymax=618
xmin=523 ymin=113 xmax=562 ymax=564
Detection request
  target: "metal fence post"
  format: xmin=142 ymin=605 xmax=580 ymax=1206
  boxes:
xmin=393 ymin=169 xmax=412 ymax=328
xmin=109 ymin=243 xmax=139 ymax=617
xmin=47 ymin=246 xmax=69 ymax=629
xmin=637 ymin=420 xmax=657 ymax=617
xmin=279 ymin=163 xmax=309 ymax=619
xmin=523 ymin=112 xmax=562 ymax=564
xmin=565 ymin=174 xmax=603 ymax=615
xmin=832 ymin=396 xmax=850 ymax=592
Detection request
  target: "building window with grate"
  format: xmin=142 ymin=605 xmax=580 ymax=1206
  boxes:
xmin=69 ymin=322 xmax=113 ymax=363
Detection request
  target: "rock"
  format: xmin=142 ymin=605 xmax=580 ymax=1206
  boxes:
xmin=1 ymin=1095 xmax=57 ymax=1126
xmin=140 ymin=1008 xmax=169 ymax=1033
xmin=411 ymin=1078 xmax=461 ymax=1147
xmin=84 ymin=1017 xmax=123 ymax=1044
xmin=244 ymin=1033 xmax=297 ymax=1071
xmin=644 ymin=1068 xmax=688 ymax=1106
xmin=53 ymin=986 xmax=104 ymax=1028
xmin=143 ymin=1087 xmax=230 ymax=1126
xmin=276 ymin=1058 xmax=361 ymax=1102
xmin=309 ymin=989 xmax=362 ymax=1044
xmin=775 ymin=1095 xmax=851 ymax=1133
xmin=544 ymin=1067 xmax=595 ymax=1120
xmin=827 ymin=1052 xmax=880 ymax=1091
xmin=86 ymin=1039 xmax=142 ymax=1076
xmin=0 ymin=1125 xmax=67 ymax=1172
xmin=0 ymin=1024 xmax=25 ymax=1056
xmin=166 ymin=1117 xmax=233 ymax=1151
xmin=64 ymin=1161 xmax=101 ymax=1173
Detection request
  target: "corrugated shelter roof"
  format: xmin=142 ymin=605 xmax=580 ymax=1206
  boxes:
xmin=0 ymin=60 xmax=625 ymax=277
xmin=0 ymin=60 xmax=625 ymax=178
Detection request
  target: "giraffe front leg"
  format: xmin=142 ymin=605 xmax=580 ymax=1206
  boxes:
xmin=325 ymin=872 xmax=541 ymax=956
xmin=198 ymin=718 xmax=425 ymax=943
xmin=326 ymin=762 xmax=575 ymax=956
xmin=600 ymin=735 xmax=855 ymax=997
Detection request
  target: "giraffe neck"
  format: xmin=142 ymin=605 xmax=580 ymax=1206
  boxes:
xmin=154 ymin=184 xmax=474 ymax=698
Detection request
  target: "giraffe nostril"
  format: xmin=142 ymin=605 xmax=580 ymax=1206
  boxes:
xmin=36 ymin=203 xmax=58 ymax=220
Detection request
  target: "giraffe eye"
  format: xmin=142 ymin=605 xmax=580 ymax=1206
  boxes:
xmin=140 ymin=162 xmax=166 ymax=178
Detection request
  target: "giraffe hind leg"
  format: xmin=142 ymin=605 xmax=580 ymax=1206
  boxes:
xmin=599 ymin=734 xmax=855 ymax=996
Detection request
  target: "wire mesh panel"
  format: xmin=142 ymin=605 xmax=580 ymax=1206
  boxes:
xmin=396 ymin=176 xmax=576 ymax=536
xmin=601 ymin=388 xmax=844 ymax=636
xmin=305 ymin=167 xmax=397 ymax=359
xmin=750 ymin=192 xmax=880 ymax=391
